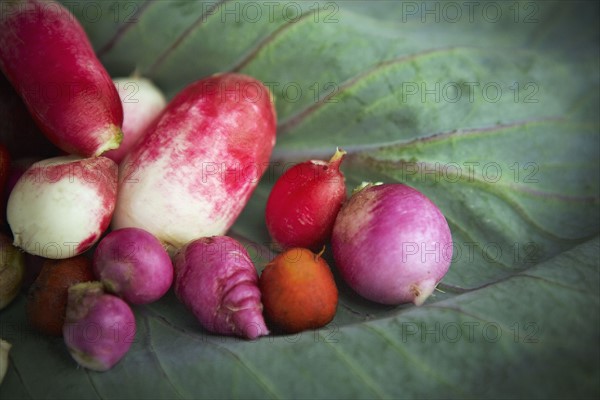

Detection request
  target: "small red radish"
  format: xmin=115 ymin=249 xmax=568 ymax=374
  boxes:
xmin=0 ymin=0 xmax=123 ymax=157
xmin=265 ymin=148 xmax=347 ymax=250
xmin=173 ymin=236 xmax=268 ymax=339
xmin=104 ymin=77 xmax=166 ymax=164
xmin=63 ymin=282 xmax=135 ymax=372
xmin=93 ymin=227 xmax=173 ymax=304
xmin=7 ymin=155 xmax=118 ymax=259
xmin=332 ymin=183 xmax=453 ymax=306
xmin=113 ymin=73 xmax=276 ymax=253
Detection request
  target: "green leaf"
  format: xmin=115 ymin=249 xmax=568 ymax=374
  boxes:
xmin=1 ymin=1 xmax=599 ymax=398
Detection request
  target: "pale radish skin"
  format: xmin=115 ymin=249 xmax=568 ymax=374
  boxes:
xmin=63 ymin=282 xmax=135 ymax=372
xmin=7 ymin=156 xmax=118 ymax=259
xmin=0 ymin=0 xmax=123 ymax=157
xmin=104 ymin=77 xmax=166 ymax=164
xmin=113 ymin=73 xmax=277 ymax=253
xmin=93 ymin=227 xmax=173 ymax=304
xmin=332 ymin=183 xmax=453 ymax=306
xmin=173 ymin=236 xmax=269 ymax=339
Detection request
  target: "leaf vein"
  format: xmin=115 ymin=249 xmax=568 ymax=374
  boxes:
xmin=229 ymin=8 xmax=317 ymax=73
xmin=5 ymin=355 xmax=34 ymax=400
xmin=97 ymin=0 xmax=154 ymax=57
xmin=316 ymin=331 xmax=388 ymax=399
xmin=361 ymin=324 xmax=466 ymax=395
xmin=142 ymin=316 xmax=186 ymax=399
xmin=277 ymin=46 xmax=470 ymax=135
xmin=146 ymin=0 xmax=229 ymax=75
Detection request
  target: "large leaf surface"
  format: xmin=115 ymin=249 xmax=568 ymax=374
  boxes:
xmin=1 ymin=1 xmax=599 ymax=398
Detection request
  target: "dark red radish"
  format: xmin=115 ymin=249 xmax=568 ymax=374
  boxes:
xmin=173 ymin=236 xmax=268 ymax=339
xmin=332 ymin=183 xmax=453 ymax=306
xmin=0 ymin=72 xmax=59 ymax=160
xmin=265 ymin=148 xmax=346 ymax=250
xmin=63 ymin=282 xmax=135 ymax=372
xmin=104 ymin=77 xmax=166 ymax=164
xmin=7 ymin=156 xmax=118 ymax=259
xmin=113 ymin=73 xmax=276 ymax=253
xmin=0 ymin=0 xmax=123 ymax=157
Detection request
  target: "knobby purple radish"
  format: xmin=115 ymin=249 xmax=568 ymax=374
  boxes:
xmin=0 ymin=0 xmax=123 ymax=157
xmin=173 ymin=236 xmax=268 ymax=339
xmin=332 ymin=183 xmax=453 ymax=306
xmin=104 ymin=77 xmax=166 ymax=164
xmin=7 ymin=156 xmax=118 ymax=259
xmin=63 ymin=282 xmax=135 ymax=372
xmin=113 ymin=73 xmax=277 ymax=253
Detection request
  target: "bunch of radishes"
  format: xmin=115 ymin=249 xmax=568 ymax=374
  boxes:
xmin=0 ymin=0 xmax=453 ymax=374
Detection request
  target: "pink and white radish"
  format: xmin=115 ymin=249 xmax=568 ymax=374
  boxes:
xmin=173 ymin=236 xmax=268 ymax=339
xmin=93 ymin=227 xmax=173 ymax=304
xmin=63 ymin=282 xmax=135 ymax=372
xmin=7 ymin=156 xmax=118 ymax=259
xmin=113 ymin=73 xmax=276 ymax=253
xmin=332 ymin=183 xmax=453 ymax=306
xmin=104 ymin=77 xmax=166 ymax=164
xmin=0 ymin=0 xmax=123 ymax=157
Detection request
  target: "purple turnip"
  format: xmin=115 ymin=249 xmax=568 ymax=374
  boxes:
xmin=332 ymin=183 xmax=453 ymax=306
xmin=6 ymin=155 xmax=118 ymax=259
xmin=173 ymin=236 xmax=268 ymax=339
xmin=93 ymin=227 xmax=173 ymax=304
xmin=63 ymin=282 xmax=135 ymax=372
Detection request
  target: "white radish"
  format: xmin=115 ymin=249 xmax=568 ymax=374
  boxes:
xmin=104 ymin=77 xmax=166 ymax=164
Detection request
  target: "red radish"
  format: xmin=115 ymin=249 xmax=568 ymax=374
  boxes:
xmin=113 ymin=73 xmax=276 ymax=253
xmin=104 ymin=77 xmax=166 ymax=164
xmin=265 ymin=148 xmax=347 ymax=250
xmin=63 ymin=282 xmax=135 ymax=372
xmin=93 ymin=227 xmax=173 ymax=304
xmin=173 ymin=236 xmax=268 ymax=339
xmin=7 ymin=155 xmax=118 ymax=259
xmin=0 ymin=0 xmax=123 ymax=157
xmin=332 ymin=183 xmax=453 ymax=306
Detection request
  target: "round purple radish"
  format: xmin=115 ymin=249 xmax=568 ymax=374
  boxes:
xmin=332 ymin=183 xmax=453 ymax=306
xmin=63 ymin=282 xmax=135 ymax=372
xmin=173 ymin=236 xmax=268 ymax=339
xmin=93 ymin=227 xmax=173 ymax=304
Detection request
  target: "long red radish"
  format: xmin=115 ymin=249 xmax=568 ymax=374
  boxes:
xmin=0 ymin=0 xmax=123 ymax=157
xmin=113 ymin=73 xmax=277 ymax=253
